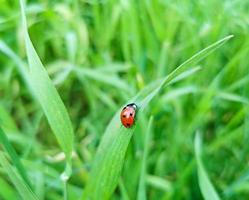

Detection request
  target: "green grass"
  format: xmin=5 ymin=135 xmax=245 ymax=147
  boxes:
xmin=0 ymin=0 xmax=249 ymax=199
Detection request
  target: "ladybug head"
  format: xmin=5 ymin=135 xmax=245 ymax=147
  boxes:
xmin=125 ymin=103 xmax=137 ymax=110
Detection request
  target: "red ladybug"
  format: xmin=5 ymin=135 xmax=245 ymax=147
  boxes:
xmin=120 ymin=103 xmax=137 ymax=128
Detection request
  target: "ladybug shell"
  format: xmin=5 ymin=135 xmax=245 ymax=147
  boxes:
xmin=120 ymin=104 xmax=137 ymax=128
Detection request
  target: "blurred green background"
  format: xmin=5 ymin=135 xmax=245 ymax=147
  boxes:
xmin=0 ymin=0 xmax=249 ymax=199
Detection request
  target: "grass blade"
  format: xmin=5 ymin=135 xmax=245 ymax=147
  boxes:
xmin=0 ymin=41 xmax=35 ymax=98
xmin=83 ymin=36 xmax=232 ymax=200
xmin=19 ymin=0 xmax=74 ymax=177
xmin=137 ymin=117 xmax=153 ymax=200
xmin=217 ymin=92 xmax=249 ymax=104
xmin=146 ymin=175 xmax=171 ymax=192
xmin=0 ymin=151 xmax=39 ymax=200
xmin=0 ymin=41 xmax=29 ymax=84
xmin=160 ymin=35 xmax=234 ymax=89
xmin=0 ymin=126 xmax=31 ymax=187
xmin=75 ymin=67 xmax=130 ymax=92
xmin=119 ymin=179 xmax=131 ymax=200
xmin=194 ymin=132 xmax=220 ymax=200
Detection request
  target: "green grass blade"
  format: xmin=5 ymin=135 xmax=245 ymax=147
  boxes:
xmin=0 ymin=126 xmax=31 ymax=187
xmin=19 ymin=0 xmax=74 ymax=176
xmin=146 ymin=175 xmax=171 ymax=192
xmin=135 ymin=35 xmax=233 ymax=111
xmin=194 ymin=132 xmax=220 ymax=200
xmin=119 ymin=179 xmax=131 ymax=200
xmin=74 ymin=67 xmax=130 ymax=92
xmin=160 ymin=35 xmax=234 ymax=88
xmin=0 ymin=41 xmax=35 ymax=98
xmin=136 ymin=66 xmax=201 ymax=111
xmin=217 ymin=92 xmax=249 ymax=104
xmin=0 ymin=151 xmax=39 ymax=200
xmin=162 ymin=85 xmax=198 ymax=102
xmin=0 ymin=40 xmax=29 ymax=83
xmin=137 ymin=117 xmax=153 ymax=200
xmin=83 ymin=36 xmax=232 ymax=200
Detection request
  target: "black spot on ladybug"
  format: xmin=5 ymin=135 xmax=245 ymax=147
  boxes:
xmin=130 ymin=113 xmax=133 ymax=116
xmin=122 ymin=115 xmax=126 ymax=118
xmin=126 ymin=123 xmax=130 ymax=127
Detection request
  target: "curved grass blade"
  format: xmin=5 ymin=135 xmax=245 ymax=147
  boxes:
xmin=0 ymin=41 xmax=29 ymax=84
xmin=19 ymin=0 xmax=74 ymax=177
xmin=217 ymin=92 xmax=249 ymax=104
xmin=0 ymin=41 xmax=36 ymax=99
xmin=161 ymin=35 xmax=234 ymax=86
xmin=0 ymin=126 xmax=31 ymax=187
xmin=195 ymin=132 xmax=220 ymax=200
xmin=0 ymin=151 xmax=39 ymax=200
xmin=162 ymin=85 xmax=198 ymax=102
xmin=74 ymin=67 xmax=130 ymax=92
xmin=83 ymin=36 xmax=232 ymax=200
xmin=146 ymin=175 xmax=171 ymax=192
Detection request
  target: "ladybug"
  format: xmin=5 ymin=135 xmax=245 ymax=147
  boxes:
xmin=120 ymin=103 xmax=137 ymax=128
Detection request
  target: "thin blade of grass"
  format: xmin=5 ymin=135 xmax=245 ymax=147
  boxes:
xmin=135 ymin=35 xmax=233 ymax=110
xmin=0 ymin=41 xmax=34 ymax=97
xmin=162 ymin=85 xmax=198 ymax=102
xmin=74 ymin=67 xmax=131 ymax=93
xmin=160 ymin=35 xmax=234 ymax=88
xmin=194 ymin=132 xmax=220 ymax=200
xmin=0 ymin=41 xmax=28 ymax=81
xmin=0 ymin=151 xmax=39 ymax=200
xmin=137 ymin=117 xmax=153 ymax=200
xmin=146 ymin=175 xmax=172 ymax=192
xmin=0 ymin=126 xmax=31 ymax=187
xmin=217 ymin=92 xmax=249 ymax=104
xmin=119 ymin=179 xmax=131 ymax=200
xmin=136 ymin=67 xmax=201 ymax=111
xmin=83 ymin=36 xmax=232 ymax=200
xmin=227 ymin=75 xmax=249 ymax=91
xmin=19 ymin=0 xmax=74 ymax=177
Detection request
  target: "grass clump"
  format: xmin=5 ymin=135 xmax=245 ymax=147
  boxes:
xmin=0 ymin=0 xmax=248 ymax=199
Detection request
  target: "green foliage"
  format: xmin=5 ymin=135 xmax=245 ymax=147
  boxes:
xmin=0 ymin=126 xmax=31 ymax=187
xmin=195 ymin=132 xmax=220 ymax=200
xmin=0 ymin=0 xmax=248 ymax=199
xmin=82 ymin=36 xmax=231 ymax=199
xmin=137 ymin=117 xmax=153 ymax=200
xmin=19 ymin=0 xmax=74 ymax=177
xmin=0 ymin=152 xmax=38 ymax=200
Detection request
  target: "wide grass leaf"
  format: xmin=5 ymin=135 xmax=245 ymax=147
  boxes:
xmin=83 ymin=35 xmax=232 ymax=200
xmin=195 ymin=132 xmax=220 ymax=200
xmin=0 ymin=151 xmax=39 ymax=200
xmin=19 ymin=0 xmax=74 ymax=175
